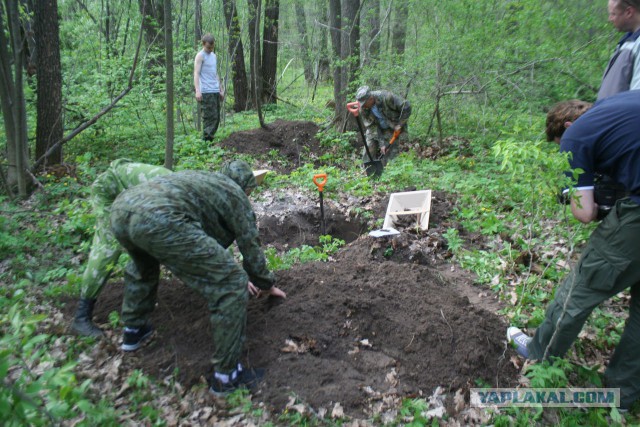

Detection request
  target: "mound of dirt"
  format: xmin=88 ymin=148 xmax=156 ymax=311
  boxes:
xmin=218 ymin=119 xmax=324 ymax=174
xmin=249 ymin=243 xmax=518 ymax=415
xmin=90 ymin=237 xmax=517 ymax=417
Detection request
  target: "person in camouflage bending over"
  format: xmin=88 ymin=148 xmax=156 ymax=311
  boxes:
xmin=355 ymin=85 xmax=411 ymax=166
xmin=110 ymin=160 xmax=286 ymax=395
xmin=72 ymin=159 xmax=172 ymax=337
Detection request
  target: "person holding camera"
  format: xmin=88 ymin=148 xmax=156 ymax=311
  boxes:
xmin=544 ymin=99 xmax=629 ymax=219
xmin=508 ymin=90 xmax=640 ymax=412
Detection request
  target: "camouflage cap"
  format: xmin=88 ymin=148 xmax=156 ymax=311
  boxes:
xmin=355 ymin=86 xmax=371 ymax=102
xmin=220 ymin=160 xmax=257 ymax=192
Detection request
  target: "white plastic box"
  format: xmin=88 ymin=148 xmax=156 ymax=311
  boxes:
xmin=382 ymin=190 xmax=432 ymax=231
xmin=252 ymin=170 xmax=269 ymax=185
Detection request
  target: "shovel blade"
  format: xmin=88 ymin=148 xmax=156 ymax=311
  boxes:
xmin=364 ymin=160 xmax=384 ymax=178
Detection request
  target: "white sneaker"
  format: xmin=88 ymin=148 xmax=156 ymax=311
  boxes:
xmin=507 ymin=327 xmax=531 ymax=359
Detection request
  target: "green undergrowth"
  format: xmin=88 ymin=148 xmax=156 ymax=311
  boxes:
xmin=265 ymin=235 xmax=345 ymax=271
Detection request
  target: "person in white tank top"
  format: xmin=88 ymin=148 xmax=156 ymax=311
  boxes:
xmin=194 ymin=34 xmax=224 ymax=141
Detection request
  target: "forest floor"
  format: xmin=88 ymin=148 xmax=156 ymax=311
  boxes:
xmin=58 ymin=120 xmax=524 ymax=425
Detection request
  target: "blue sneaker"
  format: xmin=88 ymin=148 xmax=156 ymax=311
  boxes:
xmin=121 ymin=324 xmax=154 ymax=351
xmin=507 ymin=327 xmax=531 ymax=359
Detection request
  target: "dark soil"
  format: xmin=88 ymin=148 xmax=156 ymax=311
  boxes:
xmin=217 ymin=119 xmax=325 ymax=174
xmin=65 ymin=120 xmax=520 ymax=418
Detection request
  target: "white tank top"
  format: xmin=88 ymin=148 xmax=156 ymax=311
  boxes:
xmin=199 ymin=50 xmax=220 ymax=94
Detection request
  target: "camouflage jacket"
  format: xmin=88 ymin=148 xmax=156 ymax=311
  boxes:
xmin=92 ymin=159 xmax=172 ymax=217
xmin=360 ymin=90 xmax=411 ymax=140
xmin=112 ymin=171 xmax=275 ymax=290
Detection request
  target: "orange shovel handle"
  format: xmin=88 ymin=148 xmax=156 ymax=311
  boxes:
xmin=346 ymin=101 xmax=360 ymax=117
xmin=313 ymin=173 xmax=328 ymax=192
xmin=389 ymin=128 xmax=402 ymax=146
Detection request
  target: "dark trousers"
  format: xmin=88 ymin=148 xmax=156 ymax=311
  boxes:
xmin=528 ymin=198 xmax=640 ymax=408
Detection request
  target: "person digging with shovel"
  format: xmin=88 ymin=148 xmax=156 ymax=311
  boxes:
xmin=355 ymin=85 xmax=411 ymax=168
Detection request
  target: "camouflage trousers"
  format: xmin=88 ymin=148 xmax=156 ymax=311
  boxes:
xmin=362 ymin=126 xmax=408 ymax=167
xmin=80 ymin=212 xmax=122 ymax=299
xmin=110 ymin=208 xmax=249 ymax=373
xmin=528 ymin=199 xmax=640 ymax=408
xmin=201 ymin=92 xmax=220 ymax=141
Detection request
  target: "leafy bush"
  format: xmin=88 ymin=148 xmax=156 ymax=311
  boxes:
xmin=0 ymin=303 xmax=118 ymax=426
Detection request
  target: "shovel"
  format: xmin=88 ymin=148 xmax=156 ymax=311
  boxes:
xmin=313 ymin=173 xmax=328 ymax=235
xmin=380 ymin=128 xmax=402 ymax=160
xmin=347 ymin=101 xmax=383 ymax=178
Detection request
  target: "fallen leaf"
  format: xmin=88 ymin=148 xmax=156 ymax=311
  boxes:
xmin=280 ymin=396 xmax=294 ymax=410
xmin=509 ymin=291 xmax=518 ymax=305
xmin=453 ymin=388 xmax=465 ymax=413
xmin=385 ymin=368 xmax=398 ymax=387
xmin=425 ymin=406 xmax=446 ymax=419
xmin=428 ymin=386 xmax=445 ymax=406
xmin=509 ymin=355 xmax=522 ymax=369
xmin=281 ymin=339 xmax=303 ymax=353
xmin=331 ymin=402 xmax=344 ymax=419
xmin=289 ymin=404 xmax=306 ymax=414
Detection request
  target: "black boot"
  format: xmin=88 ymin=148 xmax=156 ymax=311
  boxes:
xmin=71 ymin=298 xmax=104 ymax=337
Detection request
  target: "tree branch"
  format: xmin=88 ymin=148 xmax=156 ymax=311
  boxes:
xmin=74 ymin=0 xmax=98 ymax=26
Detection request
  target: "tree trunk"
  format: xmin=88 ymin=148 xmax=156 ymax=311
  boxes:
xmin=335 ymin=0 xmax=359 ymax=130
xmin=222 ymin=0 xmax=249 ymax=111
xmin=316 ymin=0 xmax=330 ymax=82
xmin=137 ymin=0 xmax=165 ymax=67
xmin=164 ymin=0 xmax=174 ymax=169
xmin=34 ymin=0 xmax=64 ymax=167
xmin=363 ymin=0 xmax=379 ymax=67
xmin=294 ymin=1 xmax=312 ymax=83
xmin=341 ymin=0 xmax=359 ymax=91
xmin=0 ymin=0 xmax=29 ymax=196
xmin=246 ymin=0 xmax=261 ymax=109
xmin=249 ymin=0 xmax=265 ymax=127
xmin=391 ymin=0 xmax=407 ymax=55
xmin=261 ymin=0 xmax=279 ymax=104
xmin=103 ymin=0 xmax=117 ymax=58
xmin=121 ymin=0 xmax=133 ymax=57
xmin=328 ymin=0 xmax=342 ymax=127
xmin=194 ymin=0 xmax=202 ymax=44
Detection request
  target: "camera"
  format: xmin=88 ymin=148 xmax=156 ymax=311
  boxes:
xmin=594 ymin=174 xmax=628 ymax=220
